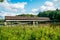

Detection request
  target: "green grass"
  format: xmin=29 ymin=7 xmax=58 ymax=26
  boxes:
xmin=0 ymin=24 xmax=60 ymax=40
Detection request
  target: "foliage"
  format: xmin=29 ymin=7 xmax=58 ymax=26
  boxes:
xmin=38 ymin=9 xmax=60 ymax=21
xmin=17 ymin=14 xmax=37 ymax=17
xmin=0 ymin=25 xmax=60 ymax=40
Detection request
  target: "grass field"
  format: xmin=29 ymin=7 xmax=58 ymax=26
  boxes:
xmin=0 ymin=24 xmax=60 ymax=40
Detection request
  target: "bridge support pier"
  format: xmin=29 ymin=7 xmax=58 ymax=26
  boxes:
xmin=4 ymin=22 xmax=7 ymax=25
xmin=33 ymin=21 xmax=38 ymax=26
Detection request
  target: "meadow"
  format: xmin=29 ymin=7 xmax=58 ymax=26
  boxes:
xmin=0 ymin=24 xmax=60 ymax=40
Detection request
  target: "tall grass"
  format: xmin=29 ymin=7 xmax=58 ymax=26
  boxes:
xmin=0 ymin=25 xmax=60 ymax=40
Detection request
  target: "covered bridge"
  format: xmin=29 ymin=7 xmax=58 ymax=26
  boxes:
xmin=5 ymin=16 xmax=50 ymax=25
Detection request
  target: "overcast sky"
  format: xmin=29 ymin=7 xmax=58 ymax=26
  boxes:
xmin=0 ymin=0 xmax=60 ymax=16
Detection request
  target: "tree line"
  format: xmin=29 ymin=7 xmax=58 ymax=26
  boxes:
xmin=17 ymin=14 xmax=37 ymax=17
xmin=38 ymin=9 xmax=60 ymax=21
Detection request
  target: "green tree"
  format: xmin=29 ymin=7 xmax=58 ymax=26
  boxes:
xmin=48 ymin=11 xmax=57 ymax=20
xmin=56 ymin=10 xmax=60 ymax=20
xmin=38 ymin=11 xmax=48 ymax=17
xmin=37 ymin=9 xmax=60 ymax=21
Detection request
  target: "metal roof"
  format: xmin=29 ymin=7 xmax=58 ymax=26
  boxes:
xmin=5 ymin=16 xmax=50 ymax=20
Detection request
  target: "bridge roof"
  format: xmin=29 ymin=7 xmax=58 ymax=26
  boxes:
xmin=5 ymin=16 xmax=49 ymax=20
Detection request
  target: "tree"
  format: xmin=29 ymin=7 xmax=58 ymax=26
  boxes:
xmin=38 ymin=11 xmax=48 ymax=17
xmin=56 ymin=10 xmax=60 ymax=20
xmin=37 ymin=9 xmax=60 ymax=21
xmin=48 ymin=11 xmax=57 ymax=20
